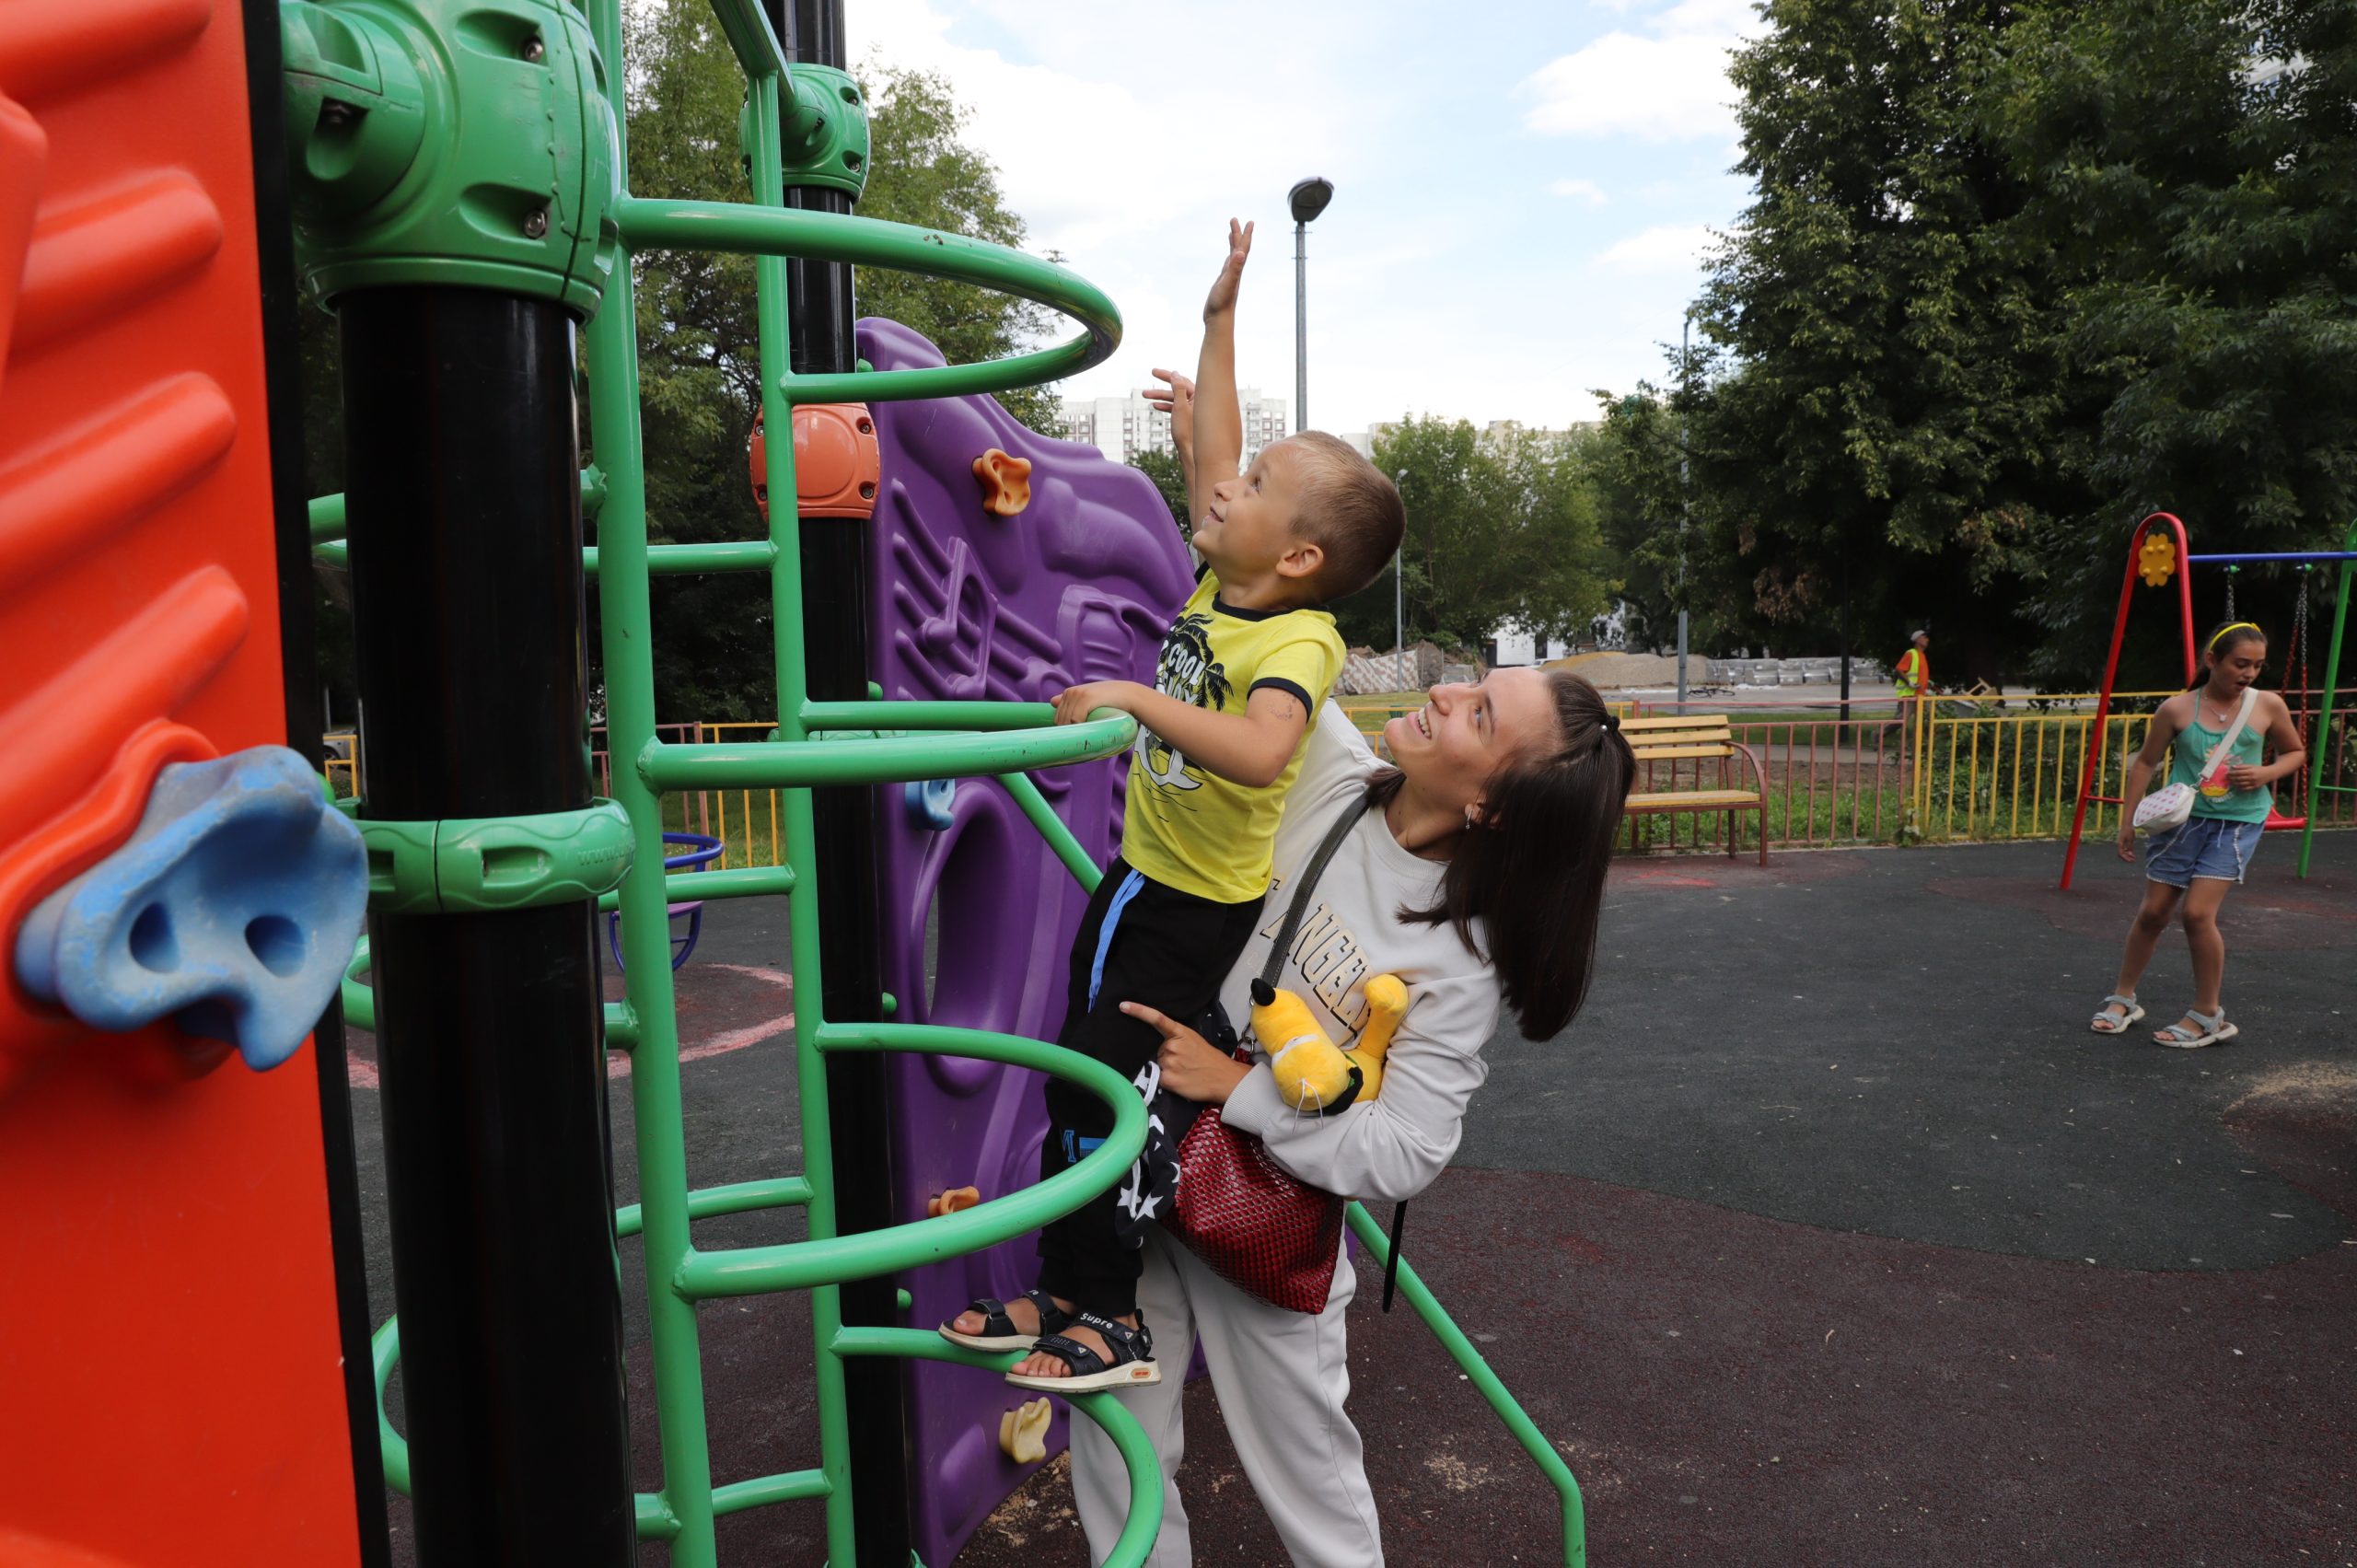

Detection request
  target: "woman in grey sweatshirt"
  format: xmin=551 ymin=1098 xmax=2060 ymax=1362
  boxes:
xmin=1072 ymin=673 xmax=1635 ymax=1567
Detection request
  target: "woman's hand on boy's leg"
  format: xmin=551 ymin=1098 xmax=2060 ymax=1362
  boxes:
xmin=1202 ymin=218 xmax=1252 ymax=319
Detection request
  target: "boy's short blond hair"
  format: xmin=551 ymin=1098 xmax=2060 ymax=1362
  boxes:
xmin=1284 ymin=432 xmax=1405 ymax=603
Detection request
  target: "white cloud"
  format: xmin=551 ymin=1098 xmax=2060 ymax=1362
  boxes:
xmin=1520 ymin=0 xmax=1762 ymax=143
xmin=1595 ymin=223 xmax=1719 ymax=273
xmin=854 ymin=0 xmax=1361 ymax=255
xmin=1552 ymin=178 xmax=1608 ymax=203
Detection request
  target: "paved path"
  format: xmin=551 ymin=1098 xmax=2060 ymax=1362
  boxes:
xmin=349 ymin=834 xmax=2356 ymax=1565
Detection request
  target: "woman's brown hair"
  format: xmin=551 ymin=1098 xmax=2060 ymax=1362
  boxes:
xmin=1366 ymin=672 xmax=1636 ymax=1039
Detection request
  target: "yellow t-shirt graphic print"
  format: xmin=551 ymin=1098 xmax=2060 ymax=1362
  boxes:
xmin=1121 ymin=570 xmax=1345 ymax=904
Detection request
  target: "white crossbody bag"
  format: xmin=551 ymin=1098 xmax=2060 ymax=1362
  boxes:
xmin=2133 ymin=687 xmax=2257 ymax=835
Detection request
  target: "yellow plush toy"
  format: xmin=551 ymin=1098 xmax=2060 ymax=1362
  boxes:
xmin=1252 ymin=974 xmax=1410 ymax=1114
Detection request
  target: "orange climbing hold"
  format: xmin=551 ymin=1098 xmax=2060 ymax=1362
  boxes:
xmin=749 ymin=403 xmax=879 ymax=522
xmin=926 ymin=1185 xmax=981 ymax=1217
xmin=971 ymin=447 xmax=1032 ymax=516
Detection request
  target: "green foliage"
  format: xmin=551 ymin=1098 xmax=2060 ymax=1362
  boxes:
xmin=1657 ymin=0 xmax=2357 ymax=686
xmin=299 ymin=5 xmax=1069 ymax=722
xmin=855 ymin=62 xmax=1063 ymax=436
xmin=1586 ymin=383 xmax=1731 ymax=656
xmin=1128 ymin=448 xmax=1192 ymax=541
xmin=1986 ymin=0 xmax=2357 ymax=679
xmin=1359 ymin=417 xmax=1610 ymax=656
xmin=1684 ymin=0 xmax=2053 ymax=676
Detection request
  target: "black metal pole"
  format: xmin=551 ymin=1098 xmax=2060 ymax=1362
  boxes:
xmin=771 ymin=3 xmax=913 ymax=1563
xmin=1840 ymin=554 xmax=1853 ymax=715
xmin=341 ymin=287 xmax=634 ymax=1566
xmin=243 ymin=0 xmax=391 ymax=1556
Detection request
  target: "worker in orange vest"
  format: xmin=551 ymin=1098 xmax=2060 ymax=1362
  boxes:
xmin=1894 ymin=629 xmax=1932 ymax=755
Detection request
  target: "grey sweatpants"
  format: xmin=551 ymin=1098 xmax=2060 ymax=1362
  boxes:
xmin=1070 ymin=1226 xmax=1384 ymax=1567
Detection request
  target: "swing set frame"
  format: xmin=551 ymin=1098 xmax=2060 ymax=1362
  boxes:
xmin=2059 ymin=512 xmax=2357 ymax=889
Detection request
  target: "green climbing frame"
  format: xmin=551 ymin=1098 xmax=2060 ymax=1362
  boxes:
xmin=332 ymin=0 xmax=1587 ymax=1562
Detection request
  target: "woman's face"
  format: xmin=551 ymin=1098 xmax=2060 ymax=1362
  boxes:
xmin=1382 ymin=667 xmax=1562 ymax=812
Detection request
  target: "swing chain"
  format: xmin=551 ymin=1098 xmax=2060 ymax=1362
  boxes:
xmin=2223 ymin=564 xmax=2237 ymax=622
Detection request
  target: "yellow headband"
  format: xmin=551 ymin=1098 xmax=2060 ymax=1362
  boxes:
xmin=2207 ymin=621 xmax=2261 ymax=653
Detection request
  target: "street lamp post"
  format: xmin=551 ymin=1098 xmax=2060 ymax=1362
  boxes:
xmin=1289 ymin=177 xmax=1333 ymax=434
xmin=1394 ymin=469 xmax=1407 ymax=691
xmin=1677 ymin=313 xmax=1692 ymax=711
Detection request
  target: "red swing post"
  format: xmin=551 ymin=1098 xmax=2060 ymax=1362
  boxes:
xmin=2059 ymin=512 xmax=2196 ymax=890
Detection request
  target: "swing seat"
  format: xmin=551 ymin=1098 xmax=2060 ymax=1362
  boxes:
xmin=2263 ymin=809 xmax=2306 ymax=832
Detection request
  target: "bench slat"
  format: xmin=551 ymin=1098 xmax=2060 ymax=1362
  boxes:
xmin=1620 ymin=714 xmax=1736 ymax=732
xmin=1626 ymin=789 xmax=1761 ymax=809
xmin=1626 ymin=743 xmax=1736 ymax=761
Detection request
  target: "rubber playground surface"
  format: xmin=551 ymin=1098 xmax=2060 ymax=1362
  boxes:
xmin=346 ymin=834 xmax=2356 ymax=1565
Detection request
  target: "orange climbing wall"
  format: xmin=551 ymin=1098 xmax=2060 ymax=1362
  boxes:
xmin=0 ymin=0 xmax=364 ymax=1562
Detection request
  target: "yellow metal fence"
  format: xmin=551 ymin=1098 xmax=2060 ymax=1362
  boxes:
xmin=322 ymin=690 xmax=2351 ymax=868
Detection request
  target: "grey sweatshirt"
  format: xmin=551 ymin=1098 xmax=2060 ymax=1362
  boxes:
xmin=1215 ymin=703 xmax=1502 ymax=1203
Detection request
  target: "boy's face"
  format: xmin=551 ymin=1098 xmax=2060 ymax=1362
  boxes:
xmin=1196 ymin=440 xmax=1318 ymax=580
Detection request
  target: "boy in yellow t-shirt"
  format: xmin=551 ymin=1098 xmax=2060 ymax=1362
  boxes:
xmin=940 ymin=221 xmax=1404 ymax=1392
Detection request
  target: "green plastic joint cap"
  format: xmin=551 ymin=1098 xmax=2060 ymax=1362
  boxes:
xmin=738 ymin=64 xmax=869 ymax=200
xmin=358 ymin=800 xmax=636 ymax=913
xmin=280 ymin=0 xmax=620 ymax=319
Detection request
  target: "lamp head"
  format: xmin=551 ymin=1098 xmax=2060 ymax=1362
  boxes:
xmin=1288 ymin=178 xmax=1334 ymax=225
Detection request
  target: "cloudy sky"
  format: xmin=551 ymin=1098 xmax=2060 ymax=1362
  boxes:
xmin=849 ymin=0 xmax=1764 ymax=436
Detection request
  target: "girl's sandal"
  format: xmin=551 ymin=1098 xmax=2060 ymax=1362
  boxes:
xmin=2090 ymin=994 xmax=2144 ymax=1035
xmin=2154 ymin=1009 xmax=2239 ymax=1050
xmin=938 ymin=1288 xmax=1071 ymax=1353
xmin=1005 ymin=1311 xmax=1160 ymax=1393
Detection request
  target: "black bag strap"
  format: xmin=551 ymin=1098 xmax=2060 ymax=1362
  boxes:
xmin=1260 ymin=795 xmax=1416 ymax=1301
xmin=1381 ymin=1201 xmax=1407 ymax=1313
xmin=1260 ymin=794 xmax=1375 ymax=989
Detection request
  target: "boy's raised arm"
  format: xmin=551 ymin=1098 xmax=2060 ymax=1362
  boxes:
xmin=1192 ymin=219 xmax=1251 ymax=495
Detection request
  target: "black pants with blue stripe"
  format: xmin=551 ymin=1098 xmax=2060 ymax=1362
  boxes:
xmin=1036 ymin=856 xmax=1264 ymax=1317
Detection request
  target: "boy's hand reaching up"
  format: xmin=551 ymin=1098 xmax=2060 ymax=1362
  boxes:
xmin=1202 ymin=219 xmax=1252 ymax=319
xmin=1145 ymin=368 xmax=1195 ymax=455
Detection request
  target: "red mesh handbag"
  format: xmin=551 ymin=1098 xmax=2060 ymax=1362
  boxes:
xmin=1159 ymin=797 xmax=1371 ymax=1313
xmin=1164 ymin=1063 xmax=1346 ymax=1312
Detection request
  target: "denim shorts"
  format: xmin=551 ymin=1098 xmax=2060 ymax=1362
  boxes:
xmin=2145 ymin=816 xmax=2265 ymax=888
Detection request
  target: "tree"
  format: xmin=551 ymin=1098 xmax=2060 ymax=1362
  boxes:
xmin=1129 ymin=448 xmax=1191 ymax=541
xmin=301 ymin=7 xmax=1072 ymax=722
xmin=1988 ymin=0 xmax=2357 ymax=680
xmin=618 ymin=16 xmax=1079 ymax=717
xmin=1362 ymin=417 xmax=1610 ymax=656
xmin=1587 ymin=385 xmax=1735 ymax=656
xmin=1690 ymin=0 xmax=2062 ymax=681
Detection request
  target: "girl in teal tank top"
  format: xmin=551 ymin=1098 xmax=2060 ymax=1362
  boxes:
xmin=2092 ymin=621 xmax=2305 ymax=1050
xmin=2170 ymin=702 xmax=2272 ymax=823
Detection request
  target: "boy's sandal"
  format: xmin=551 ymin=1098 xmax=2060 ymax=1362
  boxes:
xmin=2090 ymin=994 xmax=2144 ymax=1034
xmin=1004 ymin=1311 xmax=1161 ymax=1393
xmin=2154 ymin=1009 xmax=2239 ymax=1050
xmin=938 ymin=1289 xmax=1071 ymax=1353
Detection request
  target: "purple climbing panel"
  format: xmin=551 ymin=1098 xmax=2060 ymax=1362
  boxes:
xmin=858 ymin=318 xmax=1192 ymax=1568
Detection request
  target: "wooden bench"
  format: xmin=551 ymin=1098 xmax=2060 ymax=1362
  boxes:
xmin=1620 ymin=714 xmax=1769 ymax=865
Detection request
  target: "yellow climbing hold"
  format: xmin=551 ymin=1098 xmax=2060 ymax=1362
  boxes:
xmin=999 ymin=1397 xmax=1052 ymax=1464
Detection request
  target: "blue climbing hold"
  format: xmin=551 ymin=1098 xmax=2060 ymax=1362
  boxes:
xmin=905 ymin=774 xmax=957 ymax=831
xmin=13 ymin=746 xmax=370 ymax=1071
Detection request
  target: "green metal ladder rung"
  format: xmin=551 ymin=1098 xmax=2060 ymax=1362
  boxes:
xmin=637 ymin=715 xmax=1134 ymax=793
xmin=671 ymin=1020 xmax=1148 ymax=1299
xmin=595 ymin=863 xmax=795 ymax=912
xmin=617 ymin=1177 xmax=816 ymax=1241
